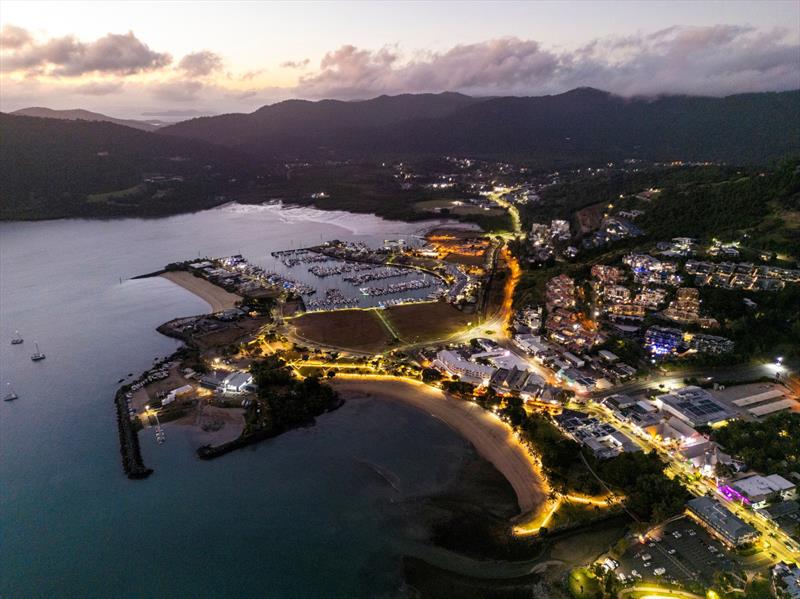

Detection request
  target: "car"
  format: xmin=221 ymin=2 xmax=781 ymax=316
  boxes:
xmin=708 ymin=546 xmax=717 ymax=553
xmin=668 ymin=548 xmax=676 ymax=555
xmin=672 ymin=531 xmax=682 ymax=539
xmin=642 ymin=554 xmax=652 ymax=561
xmin=654 ymin=567 xmax=666 ymax=576
xmin=687 ymin=530 xmax=696 ymax=536
xmin=648 ymin=542 xmax=655 ymax=547
xmin=644 ymin=562 xmax=652 ymax=568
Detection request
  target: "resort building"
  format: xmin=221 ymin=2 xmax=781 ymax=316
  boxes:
xmin=686 ymin=496 xmax=759 ymax=547
xmin=433 ymin=349 xmax=496 ymax=384
xmin=554 ymin=409 xmax=640 ymax=459
xmin=644 ymin=325 xmax=684 ymax=355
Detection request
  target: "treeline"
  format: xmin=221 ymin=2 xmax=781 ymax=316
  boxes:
xmin=520 ymin=413 xmax=688 ymax=523
xmin=250 ymin=355 xmax=341 ymax=432
xmin=479 ymin=398 xmax=689 ymax=524
xmin=710 ymin=412 xmax=800 ymax=476
xmin=638 ymin=159 xmax=800 ymax=246
xmin=700 ymin=285 xmax=800 ymax=360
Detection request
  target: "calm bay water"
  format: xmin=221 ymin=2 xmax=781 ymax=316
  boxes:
xmin=0 ymin=204 xmax=480 ymax=598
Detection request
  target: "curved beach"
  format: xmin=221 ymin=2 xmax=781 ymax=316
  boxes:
xmin=160 ymin=271 xmax=241 ymax=313
xmin=331 ymin=375 xmax=547 ymax=515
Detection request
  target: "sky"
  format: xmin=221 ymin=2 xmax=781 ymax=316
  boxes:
xmin=1 ymin=0 xmax=798 ymax=119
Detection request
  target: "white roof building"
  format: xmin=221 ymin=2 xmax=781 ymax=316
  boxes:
xmin=731 ymin=474 xmax=797 ymax=508
xmin=221 ymin=371 xmax=254 ymax=394
xmin=433 ymin=350 xmax=496 ymax=384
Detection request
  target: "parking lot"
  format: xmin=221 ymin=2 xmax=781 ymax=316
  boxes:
xmin=615 ymin=517 xmax=738 ymax=586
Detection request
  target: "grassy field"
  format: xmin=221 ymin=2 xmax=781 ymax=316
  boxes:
xmin=290 ymin=309 xmax=394 ymax=353
xmin=385 ymin=301 xmax=474 ymax=344
xmin=444 ymin=252 xmax=487 ymax=267
xmin=414 ymin=198 xmax=505 ymax=217
xmin=87 ymin=184 xmax=145 ymax=203
xmin=548 ymin=501 xmax=610 ymax=530
xmin=567 ymin=568 xmax=602 ymax=599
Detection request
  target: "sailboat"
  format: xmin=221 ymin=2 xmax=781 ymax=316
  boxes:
xmin=11 ymin=331 xmax=23 ymax=345
xmin=31 ymin=342 xmax=46 ymax=361
xmin=3 ymin=383 xmax=18 ymax=401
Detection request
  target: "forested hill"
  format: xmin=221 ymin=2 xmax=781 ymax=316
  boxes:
xmin=0 ymin=113 xmax=256 ymax=220
xmin=159 ymin=88 xmax=800 ymax=164
xmin=11 ymin=107 xmax=164 ymax=132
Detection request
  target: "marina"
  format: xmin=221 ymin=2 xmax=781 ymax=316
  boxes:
xmin=175 ymin=238 xmax=451 ymax=313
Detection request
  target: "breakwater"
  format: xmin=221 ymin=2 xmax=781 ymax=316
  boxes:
xmin=197 ymin=396 xmax=345 ymax=460
xmin=113 ymin=387 xmax=153 ymax=479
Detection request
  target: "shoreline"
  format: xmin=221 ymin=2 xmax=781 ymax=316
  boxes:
xmin=159 ymin=270 xmax=241 ymax=313
xmin=330 ymin=375 xmax=547 ymax=517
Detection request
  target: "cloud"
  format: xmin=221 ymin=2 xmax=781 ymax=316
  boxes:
xmin=281 ymin=58 xmax=309 ymax=69
xmin=1 ymin=27 xmax=171 ymax=76
xmin=295 ymin=27 xmax=800 ymax=99
xmin=152 ymin=80 xmax=204 ymax=102
xmin=73 ymin=81 xmax=124 ymax=95
xmin=178 ymin=50 xmax=223 ymax=77
xmin=0 ymin=24 xmax=32 ymax=49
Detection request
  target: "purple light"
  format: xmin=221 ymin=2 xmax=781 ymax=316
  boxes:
xmin=717 ymin=484 xmax=751 ymax=505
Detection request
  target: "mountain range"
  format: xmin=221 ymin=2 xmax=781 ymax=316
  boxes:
xmin=2 ymin=87 xmax=799 ymax=219
xmin=11 ymin=107 xmax=166 ymax=132
xmin=157 ymin=88 xmax=800 ymax=164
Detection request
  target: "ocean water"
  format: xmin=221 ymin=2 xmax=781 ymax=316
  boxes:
xmin=0 ymin=205 xmax=483 ymax=598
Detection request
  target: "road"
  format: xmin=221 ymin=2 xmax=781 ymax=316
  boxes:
xmin=587 ymin=388 xmax=800 ymax=566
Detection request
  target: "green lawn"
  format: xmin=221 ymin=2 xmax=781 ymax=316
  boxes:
xmin=568 ymin=567 xmax=602 ymax=599
xmin=87 ymin=184 xmax=145 ymax=203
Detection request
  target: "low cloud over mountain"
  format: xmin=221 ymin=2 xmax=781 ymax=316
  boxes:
xmin=295 ymin=26 xmax=800 ymax=99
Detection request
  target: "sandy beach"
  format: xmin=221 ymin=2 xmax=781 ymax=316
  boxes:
xmin=331 ymin=376 xmax=547 ymax=516
xmin=160 ymin=271 xmax=241 ymax=313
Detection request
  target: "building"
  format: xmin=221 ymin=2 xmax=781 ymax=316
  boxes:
xmin=644 ymin=325 xmax=684 ymax=355
xmin=513 ymin=334 xmax=553 ymax=357
xmin=604 ymin=285 xmax=632 ymax=304
xmin=545 ymin=274 xmax=576 ymax=310
xmin=598 ymin=350 xmax=619 ymax=363
xmin=554 ymin=409 xmax=640 ymax=459
xmin=728 ymin=474 xmax=797 ymax=508
xmin=688 ymin=333 xmax=735 ymax=355
xmin=433 ymin=349 xmax=496 ymax=384
xmin=490 ymin=366 xmax=544 ymax=397
xmin=556 ymin=368 xmax=597 ymax=394
xmin=663 ymin=287 xmax=701 ymax=323
xmin=772 ymin=562 xmax=800 ymax=599
xmin=220 ymin=371 xmax=254 ymax=394
xmin=603 ymin=394 xmax=662 ymax=429
xmin=686 ymin=496 xmax=759 ymax=547
xmin=654 ymin=386 xmax=730 ymax=427
xmin=591 ymin=264 xmax=624 ymax=284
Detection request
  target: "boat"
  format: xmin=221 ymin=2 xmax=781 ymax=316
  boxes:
xmin=31 ymin=343 xmax=46 ymax=361
xmin=11 ymin=331 xmax=23 ymax=345
xmin=3 ymin=383 xmax=18 ymax=401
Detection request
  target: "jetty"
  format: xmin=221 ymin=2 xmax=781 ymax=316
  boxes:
xmin=113 ymin=387 xmax=153 ymax=479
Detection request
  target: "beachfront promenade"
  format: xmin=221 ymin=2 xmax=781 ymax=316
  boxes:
xmin=331 ymin=375 xmax=548 ymax=516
